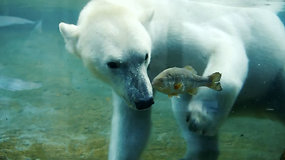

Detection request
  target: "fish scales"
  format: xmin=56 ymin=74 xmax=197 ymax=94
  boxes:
xmin=170 ymin=68 xmax=208 ymax=89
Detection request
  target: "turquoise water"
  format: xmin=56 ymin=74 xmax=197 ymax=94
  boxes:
xmin=0 ymin=0 xmax=285 ymax=159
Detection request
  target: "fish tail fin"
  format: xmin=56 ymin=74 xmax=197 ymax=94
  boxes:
xmin=207 ymin=82 xmax=222 ymax=91
xmin=33 ymin=20 xmax=42 ymax=33
xmin=207 ymin=72 xmax=222 ymax=91
xmin=208 ymin=72 xmax=221 ymax=82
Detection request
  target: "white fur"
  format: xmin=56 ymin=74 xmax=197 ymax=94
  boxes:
xmin=59 ymin=0 xmax=285 ymax=159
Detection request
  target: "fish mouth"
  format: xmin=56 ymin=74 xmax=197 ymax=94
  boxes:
xmin=152 ymin=83 xmax=164 ymax=91
xmin=152 ymin=80 xmax=163 ymax=88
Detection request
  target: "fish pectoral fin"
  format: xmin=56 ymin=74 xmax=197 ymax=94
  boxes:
xmin=174 ymin=82 xmax=183 ymax=90
xmin=188 ymin=88 xmax=198 ymax=95
xmin=183 ymin=65 xmax=197 ymax=74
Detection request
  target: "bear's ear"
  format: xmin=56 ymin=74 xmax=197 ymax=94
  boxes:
xmin=140 ymin=9 xmax=154 ymax=27
xmin=59 ymin=22 xmax=80 ymax=56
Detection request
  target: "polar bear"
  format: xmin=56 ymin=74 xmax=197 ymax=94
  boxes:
xmin=59 ymin=0 xmax=285 ymax=159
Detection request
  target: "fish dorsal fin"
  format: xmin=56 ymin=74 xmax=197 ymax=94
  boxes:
xmin=184 ymin=65 xmax=197 ymax=74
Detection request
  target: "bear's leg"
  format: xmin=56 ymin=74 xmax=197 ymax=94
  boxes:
xmin=171 ymin=94 xmax=219 ymax=160
xmin=108 ymin=91 xmax=151 ymax=160
xmin=186 ymin=37 xmax=249 ymax=137
xmin=172 ymin=37 xmax=248 ymax=159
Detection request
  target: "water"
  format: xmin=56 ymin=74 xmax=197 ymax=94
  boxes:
xmin=0 ymin=0 xmax=284 ymax=159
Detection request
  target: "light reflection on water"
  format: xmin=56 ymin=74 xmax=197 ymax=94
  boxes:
xmin=0 ymin=0 xmax=284 ymax=160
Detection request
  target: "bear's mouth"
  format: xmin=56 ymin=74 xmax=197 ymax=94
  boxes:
xmin=123 ymin=95 xmax=154 ymax=110
xmin=134 ymin=97 xmax=154 ymax=110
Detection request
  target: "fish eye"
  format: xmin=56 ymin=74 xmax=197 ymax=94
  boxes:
xmin=145 ymin=53 xmax=149 ymax=61
xmin=107 ymin=62 xmax=120 ymax=69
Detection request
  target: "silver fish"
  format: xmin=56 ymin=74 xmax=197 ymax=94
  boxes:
xmin=0 ymin=16 xmax=35 ymax=27
xmin=0 ymin=16 xmax=42 ymax=32
xmin=152 ymin=66 xmax=222 ymax=97
xmin=0 ymin=76 xmax=42 ymax=91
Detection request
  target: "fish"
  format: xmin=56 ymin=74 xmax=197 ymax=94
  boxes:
xmin=0 ymin=16 xmax=35 ymax=27
xmin=0 ymin=76 xmax=42 ymax=91
xmin=152 ymin=66 xmax=222 ymax=97
xmin=0 ymin=15 xmax=42 ymax=32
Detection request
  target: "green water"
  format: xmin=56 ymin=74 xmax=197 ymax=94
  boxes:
xmin=0 ymin=0 xmax=285 ymax=160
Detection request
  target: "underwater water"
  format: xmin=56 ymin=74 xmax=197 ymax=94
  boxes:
xmin=0 ymin=0 xmax=285 ymax=160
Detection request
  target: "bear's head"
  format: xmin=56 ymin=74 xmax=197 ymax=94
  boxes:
xmin=59 ymin=0 xmax=154 ymax=110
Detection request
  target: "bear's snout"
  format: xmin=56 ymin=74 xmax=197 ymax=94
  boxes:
xmin=135 ymin=97 xmax=154 ymax=110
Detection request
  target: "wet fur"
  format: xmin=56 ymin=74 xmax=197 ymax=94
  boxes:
xmin=59 ymin=0 xmax=285 ymax=159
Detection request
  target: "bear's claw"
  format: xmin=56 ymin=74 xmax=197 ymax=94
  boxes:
xmin=188 ymin=119 xmax=199 ymax=132
xmin=185 ymin=110 xmax=215 ymax=136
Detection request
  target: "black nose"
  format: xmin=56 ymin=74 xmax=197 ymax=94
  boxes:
xmin=135 ymin=97 xmax=154 ymax=110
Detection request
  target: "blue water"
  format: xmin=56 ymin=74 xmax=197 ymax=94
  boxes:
xmin=0 ymin=0 xmax=284 ymax=160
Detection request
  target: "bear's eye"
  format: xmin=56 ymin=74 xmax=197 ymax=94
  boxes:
xmin=107 ymin=62 xmax=120 ymax=69
xmin=145 ymin=53 xmax=149 ymax=61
